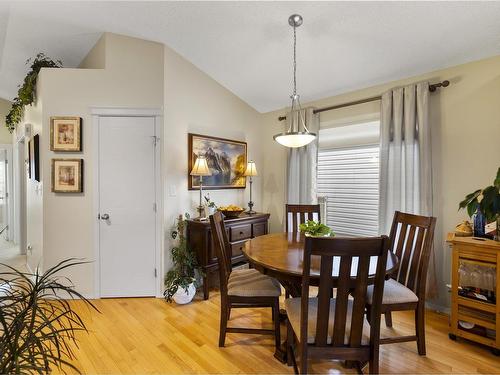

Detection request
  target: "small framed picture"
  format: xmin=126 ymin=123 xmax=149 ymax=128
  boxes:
xmin=51 ymin=159 xmax=83 ymax=193
xmin=50 ymin=117 xmax=82 ymax=152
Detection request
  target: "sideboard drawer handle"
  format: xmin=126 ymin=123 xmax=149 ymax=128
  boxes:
xmin=239 ymin=231 xmax=244 ymax=235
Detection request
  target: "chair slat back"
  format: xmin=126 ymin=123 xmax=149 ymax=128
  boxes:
xmin=388 ymin=211 xmax=437 ymax=296
xmin=286 ymin=204 xmax=321 ymax=232
xmin=209 ymin=212 xmax=232 ymax=295
xmin=300 ymin=236 xmax=390 ymax=349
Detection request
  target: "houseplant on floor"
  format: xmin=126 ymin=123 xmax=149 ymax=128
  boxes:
xmin=459 ymin=167 xmax=500 ymax=240
xmin=0 ymin=259 xmax=98 ymax=374
xmin=164 ymin=213 xmax=201 ymax=304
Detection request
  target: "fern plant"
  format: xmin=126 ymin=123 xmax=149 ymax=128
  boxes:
xmin=0 ymin=259 xmax=98 ymax=374
xmin=164 ymin=213 xmax=201 ymax=302
xmin=5 ymin=53 xmax=62 ymax=132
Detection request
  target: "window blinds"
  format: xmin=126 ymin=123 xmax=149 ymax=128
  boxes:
xmin=317 ymin=144 xmax=380 ymax=237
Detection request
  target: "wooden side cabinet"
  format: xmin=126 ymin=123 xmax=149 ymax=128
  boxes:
xmin=447 ymin=233 xmax=500 ymax=355
xmin=186 ymin=213 xmax=270 ymax=300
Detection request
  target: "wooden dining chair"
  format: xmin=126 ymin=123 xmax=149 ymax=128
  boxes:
xmin=209 ymin=211 xmax=281 ymax=349
xmin=285 ymin=235 xmax=390 ymax=374
xmin=285 ymin=204 xmax=321 ymax=232
xmin=366 ymin=211 xmax=437 ymax=355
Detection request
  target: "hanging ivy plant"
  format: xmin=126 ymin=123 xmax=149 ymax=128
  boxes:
xmin=5 ymin=53 xmax=62 ymax=132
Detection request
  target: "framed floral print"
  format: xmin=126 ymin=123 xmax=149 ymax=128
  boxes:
xmin=188 ymin=133 xmax=247 ymax=190
xmin=50 ymin=117 xmax=82 ymax=152
xmin=51 ymin=159 xmax=83 ymax=193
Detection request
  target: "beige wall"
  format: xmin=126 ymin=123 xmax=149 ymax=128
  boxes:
xmin=260 ymin=54 xmax=500 ymax=310
xmin=0 ymin=98 xmax=14 ymax=144
xmin=21 ymin=33 xmax=263 ymax=297
xmin=22 ymin=33 xmax=164 ymax=296
xmin=163 ymin=44 xmax=263 ymax=270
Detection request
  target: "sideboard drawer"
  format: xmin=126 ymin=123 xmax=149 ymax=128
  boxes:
xmin=231 ymin=241 xmax=246 ymax=257
xmin=231 ymin=224 xmax=252 ymax=242
xmin=253 ymin=222 xmax=267 ymax=237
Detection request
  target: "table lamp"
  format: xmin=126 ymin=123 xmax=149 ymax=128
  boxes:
xmin=190 ymin=155 xmax=212 ymax=219
xmin=243 ymin=160 xmax=258 ymax=214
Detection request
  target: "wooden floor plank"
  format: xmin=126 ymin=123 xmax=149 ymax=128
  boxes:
xmin=54 ymin=290 xmax=500 ymax=374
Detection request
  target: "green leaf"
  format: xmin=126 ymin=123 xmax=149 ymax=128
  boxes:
xmin=466 ymin=199 xmax=479 ymax=218
xmin=495 ymin=167 xmax=500 ymax=189
xmin=458 ymin=189 xmax=481 ymax=209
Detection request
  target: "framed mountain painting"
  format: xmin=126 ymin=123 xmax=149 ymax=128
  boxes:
xmin=188 ymin=133 xmax=247 ymax=190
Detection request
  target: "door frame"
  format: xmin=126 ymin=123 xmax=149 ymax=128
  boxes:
xmin=0 ymin=144 xmax=14 ymax=241
xmin=13 ymin=126 xmax=28 ymax=256
xmin=91 ymin=107 xmax=163 ymax=298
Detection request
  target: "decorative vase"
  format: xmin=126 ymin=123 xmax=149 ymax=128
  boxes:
xmin=172 ymin=282 xmax=196 ymax=304
xmin=206 ymin=206 xmax=217 ymax=217
xmin=473 ymin=208 xmax=486 ymax=237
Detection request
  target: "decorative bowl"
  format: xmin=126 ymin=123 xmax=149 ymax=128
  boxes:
xmin=218 ymin=209 xmax=244 ymax=218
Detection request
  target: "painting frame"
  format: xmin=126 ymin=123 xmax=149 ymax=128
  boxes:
xmin=50 ymin=116 xmax=82 ymax=152
xmin=51 ymin=158 xmax=83 ymax=193
xmin=188 ymin=133 xmax=247 ymax=190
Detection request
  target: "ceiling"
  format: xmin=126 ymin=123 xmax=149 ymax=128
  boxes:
xmin=1 ymin=1 xmax=500 ymax=113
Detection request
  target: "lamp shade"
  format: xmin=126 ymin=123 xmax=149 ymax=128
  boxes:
xmin=243 ymin=161 xmax=258 ymax=177
xmin=273 ymin=132 xmax=316 ymax=148
xmin=190 ymin=155 xmax=212 ymax=176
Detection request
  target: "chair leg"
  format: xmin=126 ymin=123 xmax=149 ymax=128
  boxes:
xmin=219 ymin=302 xmax=228 ymax=347
xmin=273 ymin=298 xmax=281 ymax=350
xmin=415 ymin=304 xmax=426 ymax=355
xmin=384 ymin=311 xmax=393 ymax=327
xmin=299 ymin=345 xmax=308 ymax=374
xmin=287 ymin=319 xmax=294 ymax=367
xmin=369 ymin=339 xmax=380 ymax=374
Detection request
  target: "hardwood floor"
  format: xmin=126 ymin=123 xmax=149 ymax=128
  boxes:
xmin=61 ymin=290 xmax=500 ymax=374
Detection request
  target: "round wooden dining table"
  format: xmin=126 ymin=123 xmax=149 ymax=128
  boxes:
xmin=243 ymin=232 xmax=398 ymax=363
xmin=243 ymin=232 xmax=399 ymax=297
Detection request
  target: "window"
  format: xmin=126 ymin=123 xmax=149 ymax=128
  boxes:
xmin=317 ymin=121 xmax=380 ymax=237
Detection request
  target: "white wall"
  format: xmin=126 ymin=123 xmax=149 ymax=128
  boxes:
xmin=20 ymin=33 xmax=264 ymax=297
xmin=22 ymin=33 xmax=164 ymax=296
xmin=163 ymin=44 xmax=263 ymax=270
xmin=0 ymin=98 xmax=14 ymax=144
xmin=260 ymin=54 xmax=500 ymax=310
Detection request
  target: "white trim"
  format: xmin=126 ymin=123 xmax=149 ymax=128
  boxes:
xmin=90 ymin=107 xmax=162 ymax=117
xmin=92 ymin=108 xmax=163 ymax=299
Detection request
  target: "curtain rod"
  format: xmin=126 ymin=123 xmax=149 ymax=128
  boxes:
xmin=277 ymin=80 xmax=450 ymax=121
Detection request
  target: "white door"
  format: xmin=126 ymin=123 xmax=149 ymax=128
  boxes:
xmin=98 ymin=116 xmax=157 ymax=297
xmin=0 ymin=150 xmax=8 ymax=236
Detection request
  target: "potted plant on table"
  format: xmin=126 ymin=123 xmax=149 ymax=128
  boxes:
xmin=204 ymin=194 xmax=217 ymax=217
xmin=164 ymin=214 xmax=201 ymax=304
xmin=299 ymin=220 xmax=335 ymax=237
xmin=459 ymin=167 xmax=500 ymax=240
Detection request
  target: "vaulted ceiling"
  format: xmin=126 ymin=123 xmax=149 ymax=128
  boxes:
xmin=1 ymin=1 xmax=500 ymax=112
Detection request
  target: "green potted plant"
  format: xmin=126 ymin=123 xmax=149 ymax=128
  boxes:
xmin=0 ymin=259 xmax=98 ymax=374
xmin=5 ymin=53 xmax=62 ymax=132
xmin=459 ymin=167 xmax=500 ymax=240
xmin=299 ymin=220 xmax=335 ymax=237
xmin=204 ymin=194 xmax=217 ymax=216
xmin=164 ymin=214 xmax=201 ymax=304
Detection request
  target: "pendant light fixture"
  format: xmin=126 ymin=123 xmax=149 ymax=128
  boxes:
xmin=273 ymin=14 xmax=316 ymax=148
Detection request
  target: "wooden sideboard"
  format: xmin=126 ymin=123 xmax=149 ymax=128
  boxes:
xmin=186 ymin=212 xmax=270 ymax=300
xmin=447 ymin=233 xmax=500 ymax=355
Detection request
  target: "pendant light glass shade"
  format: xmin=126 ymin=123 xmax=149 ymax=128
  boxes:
xmin=273 ymin=14 xmax=316 ymax=148
xmin=274 ymin=132 xmax=316 ymax=148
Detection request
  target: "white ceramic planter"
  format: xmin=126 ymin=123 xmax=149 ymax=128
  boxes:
xmin=172 ymin=282 xmax=196 ymax=305
xmin=206 ymin=206 xmax=217 ymax=216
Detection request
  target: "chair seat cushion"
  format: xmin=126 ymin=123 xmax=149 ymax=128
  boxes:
xmin=366 ymin=278 xmax=419 ymax=305
xmin=284 ymin=297 xmax=371 ymax=345
xmin=227 ymin=269 xmax=281 ymax=297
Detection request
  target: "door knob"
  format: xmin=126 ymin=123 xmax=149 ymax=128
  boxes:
xmin=100 ymin=213 xmax=110 ymax=220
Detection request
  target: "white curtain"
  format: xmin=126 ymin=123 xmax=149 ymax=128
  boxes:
xmin=379 ymin=82 xmax=433 ymax=234
xmin=286 ymin=107 xmax=320 ymax=204
xmin=379 ymin=82 xmax=437 ymax=298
